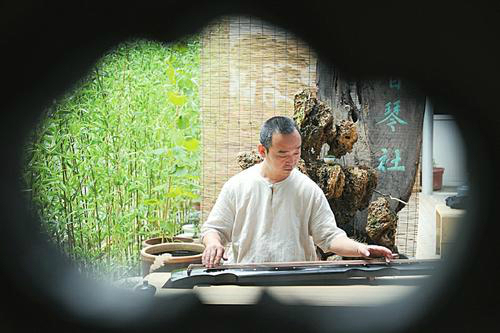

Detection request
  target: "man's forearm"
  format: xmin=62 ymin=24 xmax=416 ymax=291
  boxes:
xmin=202 ymin=230 xmax=223 ymax=247
xmin=328 ymin=235 xmax=365 ymax=257
xmin=328 ymin=235 xmax=394 ymax=260
xmin=201 ymin=230 xmax=227 ymax=268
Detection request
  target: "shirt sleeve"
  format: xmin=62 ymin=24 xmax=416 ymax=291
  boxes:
xmin=200 ymin=181 xmax=235 ymax=245
xmin=309 ymin=188 xmax=347 ymax=252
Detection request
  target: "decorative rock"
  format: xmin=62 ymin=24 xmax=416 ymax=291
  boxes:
xmin=296 ymin=159 xmax=308 ymax=176
xmin=366 ymin=197 xmax=398 ymax=253
xmin=293 ymin=88 xmax=359 ymax=161
xmin=327 ymin=165 xmax=377 ymax=237
xmin=329 ymin=119 xmax=358 ymax=157
xmin=317 ymin=164 xmax=345 ymax=199
xmin=341 ymin=166 xmax=378 ymax=211
xmin=236 ymin=150 xmax=263 ymax=170
xmin=293 ymin=88 xmax=335 ymax=161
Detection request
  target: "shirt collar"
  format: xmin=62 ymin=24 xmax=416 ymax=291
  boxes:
xmin=254 ymin=163 xmax=296 ymax=187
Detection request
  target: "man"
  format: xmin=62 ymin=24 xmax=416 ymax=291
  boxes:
xmin=201 ymin=116 xmax=394 ymax=268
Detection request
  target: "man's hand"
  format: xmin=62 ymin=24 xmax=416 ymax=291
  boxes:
xmin=201 ymin=231 xmax=228 ymax=268
xmin=202 ymin=243 xmax=227 ymax=268
xmin=357 ymin=244 xmax=398 ymax=262
xmin=329 ymin=235 xmax=397 ymax=263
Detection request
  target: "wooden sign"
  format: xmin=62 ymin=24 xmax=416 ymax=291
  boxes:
xmin=360 ymin=78 xmax=425 ymax=210
xmin=316 ymin=59 xmax=425 ymax=237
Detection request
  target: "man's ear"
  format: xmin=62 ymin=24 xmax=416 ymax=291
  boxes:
xmin=257 ymin=144 xmax=266 ymax=158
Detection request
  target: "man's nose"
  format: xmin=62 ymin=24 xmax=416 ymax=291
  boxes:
xmin=288 ymin=155 xmax=299 ymax=164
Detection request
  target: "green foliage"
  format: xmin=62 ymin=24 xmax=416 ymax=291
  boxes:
xmin=22 ymin=37 xmax=201 ymax=280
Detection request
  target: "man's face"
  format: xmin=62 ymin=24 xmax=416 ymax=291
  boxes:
xmin=259 ymin=130 xmax=302 ymax=178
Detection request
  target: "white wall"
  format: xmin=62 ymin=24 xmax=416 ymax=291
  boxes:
xmin=433 ymin=115 xmax=467 ymax=187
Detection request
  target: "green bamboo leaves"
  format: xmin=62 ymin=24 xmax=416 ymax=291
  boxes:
xmin=22 ymin=37 xmax=201 ymax=280
xmin=182 ymin=138 xmax=199 ymax=152
xmin=168 ymin=91 xmax=187 ymax=106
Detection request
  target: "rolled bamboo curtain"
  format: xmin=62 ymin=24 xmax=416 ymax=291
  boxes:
xmin=200 ymin=16 xmax=317 ymax=220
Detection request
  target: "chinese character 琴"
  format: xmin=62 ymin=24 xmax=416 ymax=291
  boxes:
xmin=377 ymin=100 xmax=407 ymax=132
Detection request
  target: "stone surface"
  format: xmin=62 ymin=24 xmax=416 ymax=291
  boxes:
xmin=366 ymin=197 xmax=399 ymax=252
xmin=236 ymin=150 xmax=263 ymax=170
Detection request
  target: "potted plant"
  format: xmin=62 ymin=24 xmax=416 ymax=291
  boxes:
xmin=433 ymin=160 xmax=445 ymax=191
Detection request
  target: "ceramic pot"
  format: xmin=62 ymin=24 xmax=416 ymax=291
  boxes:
xmin=140 ymin=242 xmax=204 ymax=276
xmin=433 ymin=167 xmax=445 ymax=191
xmin=141 ymin=235 xmax=193 ymax=249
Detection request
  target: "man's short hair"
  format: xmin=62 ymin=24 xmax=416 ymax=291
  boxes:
xmin=259 ymin=116 xmax=298 ymax=151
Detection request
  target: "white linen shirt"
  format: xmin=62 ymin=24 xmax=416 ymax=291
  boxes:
xmin=200 ymin=163 xmax=346 ymax=264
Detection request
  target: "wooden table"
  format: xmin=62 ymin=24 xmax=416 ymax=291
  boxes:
xmin=144 ymin=272 xmax=425 ymax=306
xmin=435 ymin=204 xmax=465 ymax=258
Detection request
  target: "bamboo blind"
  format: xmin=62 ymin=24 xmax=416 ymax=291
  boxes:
xmin=200 ymin=16 xmax=317 ymax=220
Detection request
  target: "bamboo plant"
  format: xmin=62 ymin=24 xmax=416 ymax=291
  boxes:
xmin=21 ymin=37 xmax=201 ymax=280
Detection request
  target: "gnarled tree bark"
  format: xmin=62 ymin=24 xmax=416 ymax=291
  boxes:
xmin=316 ymin=57 xmax=426 ymax=244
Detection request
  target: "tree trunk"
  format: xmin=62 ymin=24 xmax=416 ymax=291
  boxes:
xmin=316 ymin=57 xmax=425 ymax=240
